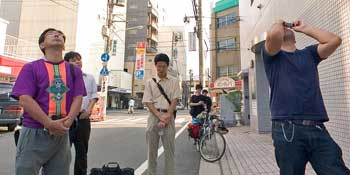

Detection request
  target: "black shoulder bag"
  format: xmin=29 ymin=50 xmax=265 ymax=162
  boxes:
xmin=152 ymin=78 xmax=177 ymax=118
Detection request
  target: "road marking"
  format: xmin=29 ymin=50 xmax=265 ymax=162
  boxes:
xmin=129 ymin=118 xmax=145 ymax=122
xmin=134 ymin=121 xmax=191 ymax=175
xmin=175 ymin=118 xmax=185 ymax=123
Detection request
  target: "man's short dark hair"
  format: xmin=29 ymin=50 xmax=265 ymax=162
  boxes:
xmin=196 ymin=84 xmax=203 ymax=90
xmin=202 ymin=89 xmax=208 ymax=94
xmin=38 ymin=28 xmax=66 ymax=54
xmin=64 ymin=51 xmax=81 ymax=62
xmin=154 ymin=53 xmax=170 ymax=66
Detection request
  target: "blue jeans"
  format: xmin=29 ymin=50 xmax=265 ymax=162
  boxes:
xmin=272 ymin=121 xmax=350 ymax=175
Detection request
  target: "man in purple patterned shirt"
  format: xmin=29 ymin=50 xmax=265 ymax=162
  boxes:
xmin=11 ymin=28 xmax=86 ymax=175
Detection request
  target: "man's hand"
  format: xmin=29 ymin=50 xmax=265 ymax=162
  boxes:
xmin=292 ymin=20 xmax=311 ymax=33
xmin=158 ymin=121 xmax=166 ymax=128
xmin=63 ymin=117 xmax=75 ymax=128
xmin=159 ymin=112 xmax=172 ymax=124
xmin=198 ymin=101 xmax=205 ymax=106
xmin=45 ymin=117 xmax=70 ymax=136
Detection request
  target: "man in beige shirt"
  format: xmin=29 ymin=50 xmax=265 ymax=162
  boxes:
xmin=142 ymin=53 xmax=181 ymax=175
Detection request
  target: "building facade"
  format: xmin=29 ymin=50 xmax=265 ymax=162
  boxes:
xmin=209 ymin=0 xmax=241 ymax=108
xmin=0 ymin=0 xmax=78 ymax=59
xmin=158 ymin=26 xmax=187 ymax=105
xmin=210 ymin=0 xmax=240 ymax=81
xmin=124 ymin=0 xmax=159 ymax=107
xmin=239 ymin=0 xmax=350 ymax=164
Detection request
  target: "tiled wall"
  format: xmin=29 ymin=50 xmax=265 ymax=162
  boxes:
xmin=240 ymin=0 xmax=350 ymax=164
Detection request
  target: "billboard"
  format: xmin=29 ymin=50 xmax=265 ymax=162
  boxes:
xmin=135 ymin=42 xmax=146 ymax=80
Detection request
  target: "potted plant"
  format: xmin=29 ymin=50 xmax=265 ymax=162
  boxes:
xmin=224 ymin=90 xmax=243 ymax=126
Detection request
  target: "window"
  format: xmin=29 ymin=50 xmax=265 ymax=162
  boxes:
xmin=227 ymin=14 xmax=236 ymax=25
xmin=217 ymin=16 xmax=226 ymax=28
xmin=218 ymin=66 xmax=228 ymax=77
xmin=130 ymin=5 xmax=138 ymax=9
xmin=216 ymin=13 xmax=237 ymax=28
xmin=227 ymin=39 xmax=234 ymax=49
xmin=128 ymin=48 xmax=135 ymax=56
xmin=218 ymin=65 xmax=240 ymax=78
xmin=128 ymin=30 xmax=138 ymax=35
xmin=111 ymin=40 xmax=117 ymax=56
xmin=217 ymin=38 xmax=237 ymax=52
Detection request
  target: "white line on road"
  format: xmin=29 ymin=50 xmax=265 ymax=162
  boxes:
xmin=129 ymin=118 xmax=145 ymax=122
xmin=134 ymin=121 xmax=191 ymax=175
xmin=175 ymin=118 xmax=185 ymax=123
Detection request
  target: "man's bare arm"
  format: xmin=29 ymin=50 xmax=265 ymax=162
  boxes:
xmin=64 ymin=96 xmax=83 ymax=127
xmin=265 ymin=20 xmax=285 ymax=56
xmin=19 ymin=95 xmax=69 ymax=135
xmin=145 ymin=102 xmax=161 ymax=120
xmin=293 ymin=20 xmax=342 ymax=60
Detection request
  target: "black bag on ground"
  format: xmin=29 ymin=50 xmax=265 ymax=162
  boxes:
xmin=89 ymin=162 xmax=134 ymax=175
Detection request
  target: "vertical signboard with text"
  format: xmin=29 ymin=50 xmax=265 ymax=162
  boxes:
xmin=135 ymin=42 xmax=146 ymax=80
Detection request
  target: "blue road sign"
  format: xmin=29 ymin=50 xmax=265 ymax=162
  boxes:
xmin=101 ymin=53 xmax=110 ymax=62
xmin=100 ymin=66 xmax=109 ymax=76
xmin=135 ymin=70 xmax=144 ymax=80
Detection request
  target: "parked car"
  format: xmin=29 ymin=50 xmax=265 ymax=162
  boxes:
xmin=0 ymin=82 xmax=22 ymax=131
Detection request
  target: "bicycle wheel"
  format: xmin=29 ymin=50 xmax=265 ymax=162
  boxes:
xmin=199 ymin=130 xmax=226 ymax=162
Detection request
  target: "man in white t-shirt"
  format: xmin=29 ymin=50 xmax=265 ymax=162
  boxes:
xmin=128 ymin=98 xmax=135 ymax=114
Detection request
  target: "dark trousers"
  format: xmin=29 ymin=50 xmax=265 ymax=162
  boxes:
xmin=272 ymin=121 xmax=350 ymax=175
xmin=69 ymin=118 xmax=91 ymax=175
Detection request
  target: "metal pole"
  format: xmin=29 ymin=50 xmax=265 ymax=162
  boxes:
xmin=198 ymin=0 xmax=203 ymax=85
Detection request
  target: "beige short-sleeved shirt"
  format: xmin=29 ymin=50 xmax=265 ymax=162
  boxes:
xmin=142 ymin=75 xmax=181 ymax=110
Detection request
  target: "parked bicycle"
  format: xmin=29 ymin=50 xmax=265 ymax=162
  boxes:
xmin=195 ymin=112 xmax=227 ymax=162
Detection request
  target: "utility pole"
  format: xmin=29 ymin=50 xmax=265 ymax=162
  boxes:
xmin=100 ymin=0 xmax=124 ymax=120
xmin=189 ymin=69 xmax=193 ymax=94
xmin=198 ymin=0 xmax=203 ymax=86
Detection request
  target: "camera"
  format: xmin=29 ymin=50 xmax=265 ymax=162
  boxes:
xmin=283 ymin=22 xmax=295 ymax=28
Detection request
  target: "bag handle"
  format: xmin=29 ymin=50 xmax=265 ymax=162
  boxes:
xmin=103 ymin=162 xmax=120 ymax=168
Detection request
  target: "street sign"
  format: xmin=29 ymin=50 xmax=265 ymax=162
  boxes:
xmin=135 ymin=70 xmax=144 ymax=80
xmin=100 ymin=66 xmax=109 ymax=76
xmin=100 ymin=53 xmax=110 ymax=62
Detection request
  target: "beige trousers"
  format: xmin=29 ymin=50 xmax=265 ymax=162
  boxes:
xmin=146 ymin=114 xmax=175 ymax=175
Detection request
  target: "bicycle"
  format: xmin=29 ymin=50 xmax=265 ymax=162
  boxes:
xmin=196 ymin=112 xmax=227 ymax=162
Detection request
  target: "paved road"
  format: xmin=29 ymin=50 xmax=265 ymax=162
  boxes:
xmin=0 ymin=110 xmax=201 ymax=175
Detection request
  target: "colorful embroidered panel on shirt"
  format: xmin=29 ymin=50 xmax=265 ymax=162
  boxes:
xmin=44 ymin=62 xmax=69 ymax=116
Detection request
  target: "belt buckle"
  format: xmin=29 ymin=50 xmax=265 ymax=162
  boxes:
xmin=302 ymin=120 xmax=312 ymax=125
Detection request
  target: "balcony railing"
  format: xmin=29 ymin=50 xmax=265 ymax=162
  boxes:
xmin=3 ymin=35 xmax=40 ymax=62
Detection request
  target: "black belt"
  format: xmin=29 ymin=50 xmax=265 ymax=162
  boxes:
xmin=275 ymin=120 xmax=323 ymax=126
xmin=157 ymin=109 xmax=168 ymax=113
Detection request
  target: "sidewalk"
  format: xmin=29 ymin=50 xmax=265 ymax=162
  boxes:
xmin=199 ymin=126 xmax=316 ymax=175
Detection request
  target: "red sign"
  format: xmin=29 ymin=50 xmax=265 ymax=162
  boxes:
xmin=235 ymin=80 xmax=242 ymax=89
xmin=0 ymin=55 xmax=27 ymax=77
xmin=136 ymin=42 xmax=146 ymax=48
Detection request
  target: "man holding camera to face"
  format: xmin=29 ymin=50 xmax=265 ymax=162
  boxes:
xmin=263 ymin=20 xmax=349 ymax=174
